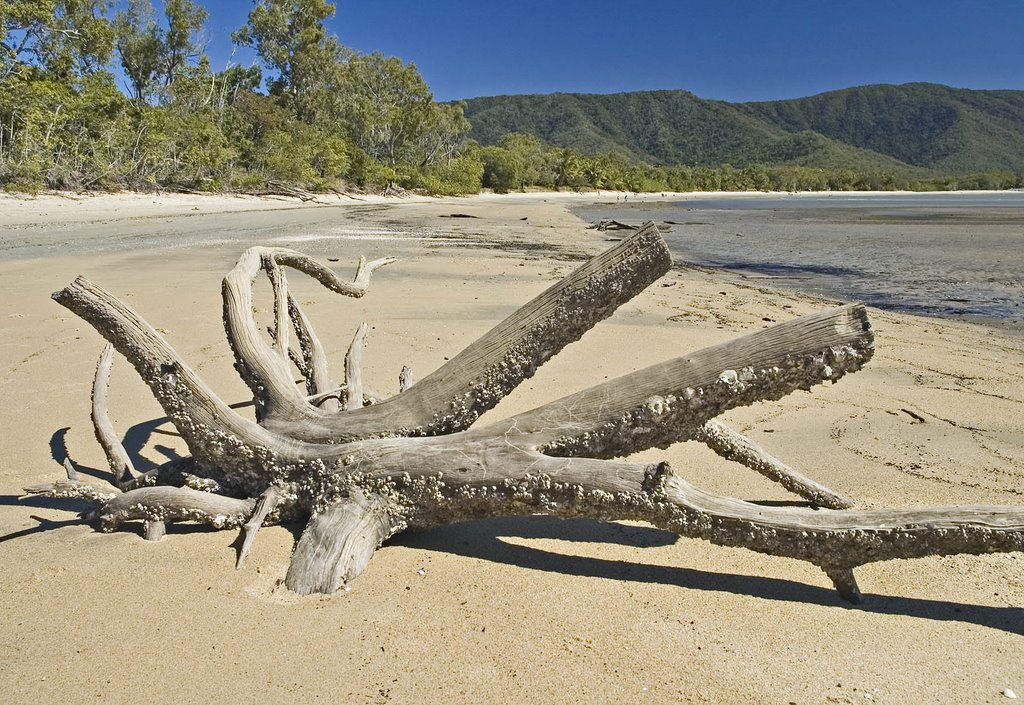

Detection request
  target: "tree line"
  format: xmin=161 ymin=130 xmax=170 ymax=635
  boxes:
xmin=2 ymin=1 xmax=1020 ymax=195
xmin=477 ymin=132 xmax=1022 ymax=193
xmin=0 ymin=0 xmax=479 ymax=194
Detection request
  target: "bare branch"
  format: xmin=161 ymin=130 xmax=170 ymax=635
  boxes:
xmin=511 ymin=304 xmax=873 ymax=458
xmin=144 ymin=520 xmax=166 ymax=541
xmin=91 ymin=343 xmax=139 ymax=487
xmin=237 ymin=486 xmax=282 ymax=569
xmin=264 ymin=255 xmax=290 ymax=360
xmin=344 ymin=323 xmax=369 ymax=411
xmin=363 ymin=450 xmax=1024 ymax=601
xmin=97 ymin=486 xmax=255 ymax=532
xmin=695 ymin=419 xmax=854 ymax=509
xmin=288 ymin=344 xmax=311 ymax=381
xmin=53 ymin=277 xmax=284 ymax=497
xmin=306 ymin=386 xmax=346 ymax=407
xmin=63 ymin=456 xmax=79 ymax=481
xmin=222 ymin=248 xmax=395 ymax=423
xmin=23 ymin=478 xmax=119 ymax=504
xmin=287 ymin=292 xmax=336 ymax=406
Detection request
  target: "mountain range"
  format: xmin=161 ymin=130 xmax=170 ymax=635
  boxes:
xmin=459 ymin=83 xmax=1024 ymax=175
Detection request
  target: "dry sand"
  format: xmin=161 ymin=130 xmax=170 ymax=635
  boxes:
xmin=1 ymin=191 xmax=1022 ymax=704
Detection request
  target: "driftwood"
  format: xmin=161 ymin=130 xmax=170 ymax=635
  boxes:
xmin=590 ymin=219 xmax=672 ymax=232
xmin=258 ymin=180 xmax=321 ymax=202
xmin=25 ymin=223 xmax=1024 ymax=603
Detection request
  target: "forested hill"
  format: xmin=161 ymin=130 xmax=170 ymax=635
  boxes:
xmin=460 ymin=84 xmax=1024 ymax=175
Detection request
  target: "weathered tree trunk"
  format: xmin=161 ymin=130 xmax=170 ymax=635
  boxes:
xmin=26 ymin=222 xmax=1024 ymax=603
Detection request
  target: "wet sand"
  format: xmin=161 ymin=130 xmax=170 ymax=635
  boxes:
xmin=574 ymin=191 xmax=1024 ymax=332
xmin=1 ymin=192 xmax=1022 ymax=705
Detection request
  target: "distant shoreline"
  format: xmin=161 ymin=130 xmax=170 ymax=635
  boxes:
xmin=3 ymin=187 xmax=1021 ymax=228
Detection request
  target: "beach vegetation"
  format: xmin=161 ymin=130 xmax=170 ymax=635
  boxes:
xmin=1 ymin=0 xmax=471 ymax=193
xmin=1 ymin=2 xmax=1022 ymax=194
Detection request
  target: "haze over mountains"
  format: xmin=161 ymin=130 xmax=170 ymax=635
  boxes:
xmin=460 ymin=83 xmax=1024 ymax=176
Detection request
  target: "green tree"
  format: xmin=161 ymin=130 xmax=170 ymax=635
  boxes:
xmin=114 ymin=0 xmax=161 ymax=104
xmin=223 ymin=89 xmax=348 ymax=189
xmin=0 ymin=69 xmax=130 ymax=191
xmin=417 ymin=101 xmax=469 ymax=167
xmin=339 ymin=51 xmax=433 ymax=169
xmin=413 ymin=148 xmax=483 ymax=195
xmin=479 ymin=145 xmax=516 ymax=192
xmin=161 ymin=0 xmax=206 ymax=86
xmin=2 ymin=0 xmax=114 ymax=79
xmin=213 ymin=63 xmax=261 ymax=110
xmin=740 ymin=163 xmax=771 ymax=190
xmin=115 ymin=0 xmax=208 ymax=104
xmin=551 ymin=147 xmax=582 ymax=189
xmin=692 ymin=166 xmax=720 ymax=190
xmin=2 ymin=1 xmax=47 ymax=77
xmin=232 ymin=0 xmax=346 ymax=119
xmin=664 ymin=164 xmax=694 ymax=191
xmin=495 ymin=132 xmax=544 ymax=189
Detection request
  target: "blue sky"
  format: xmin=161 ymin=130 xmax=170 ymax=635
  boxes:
xmin=201 ymin=0 xmax=1024 ymax=102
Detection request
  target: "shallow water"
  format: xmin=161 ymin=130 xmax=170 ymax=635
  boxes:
xmin=574 ymin=192 xmax=1024 ymax=331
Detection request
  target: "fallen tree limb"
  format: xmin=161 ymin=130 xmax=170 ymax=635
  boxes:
xmin=30 ymin=223 xmax=1024 ymax=604
xmin=260 ymin=180 xmax=321 ymax=202
xmin=222 ymin=247 xmax=396 ymax=424
xmin=287 ymin=291 xmax=337 ymax=408
xmin=695 ymin=419 xmax=854 ymax=509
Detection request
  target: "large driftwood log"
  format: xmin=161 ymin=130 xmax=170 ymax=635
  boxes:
xmin=26 ymin=223 xmax=1024 ymax=603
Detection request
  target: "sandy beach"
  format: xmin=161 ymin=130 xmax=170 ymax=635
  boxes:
xmin=1 ymin=191 xmax=1022 ymax=704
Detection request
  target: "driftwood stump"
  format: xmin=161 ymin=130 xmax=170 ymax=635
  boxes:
xmin=26 ymin=223 xmax=1024 ymax=603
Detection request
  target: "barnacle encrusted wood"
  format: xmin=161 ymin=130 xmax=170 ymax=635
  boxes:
xmin=26 ymin=222 xmax=1024 ymax=603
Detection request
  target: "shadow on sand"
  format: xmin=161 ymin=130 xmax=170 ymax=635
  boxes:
xmin=397 ymin=514 xmax=1024 ymax=637
xmin=6 ymin=422 xmax=1020 ymax=637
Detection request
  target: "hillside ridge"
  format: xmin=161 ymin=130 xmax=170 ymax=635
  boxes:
xmin=459 ymin=83 xmax=1024 ymax=175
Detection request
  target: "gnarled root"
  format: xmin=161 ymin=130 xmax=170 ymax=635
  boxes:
xmin=285 ymin=489 xmax=405 ymax=595
xmin=32 ymin=225 xmax=1024 ymax=602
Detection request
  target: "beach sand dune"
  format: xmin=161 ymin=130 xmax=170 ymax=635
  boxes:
xmin=1 ymin=193 xmax=1021 ymax=704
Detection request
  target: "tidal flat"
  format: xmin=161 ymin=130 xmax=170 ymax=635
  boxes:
xmin=575 ymin=192 xmax=1024 ymax=333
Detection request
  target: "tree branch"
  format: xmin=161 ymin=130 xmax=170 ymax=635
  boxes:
xmin=91 ymin=343 xmax=140 ymax=488
xmin=695 ymin=419 xmax=854 ymax=509
xmin=399 ymin=365 xmax=414 ymax=392
xmin=222 ymin=247 xmax=395 ymax=424
xmin=53 ymin=276 xmax=282 ymax=496
xmin=96 ymin=486 xmax=255 ymax=532
xmin=511 ymin=303 xmax=873 ymax=458
xmin=237 ymin=486 xmax=282 ymax=568
xmin=264 ymin=254 xmax=290 ymax=360
xmin=252 ymin=223 xmax=673 ymax=442
xmin=344 ymin=323 xmax=369 ymax=411
xmin=287 ymin=291 xmax=337 ymax=408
